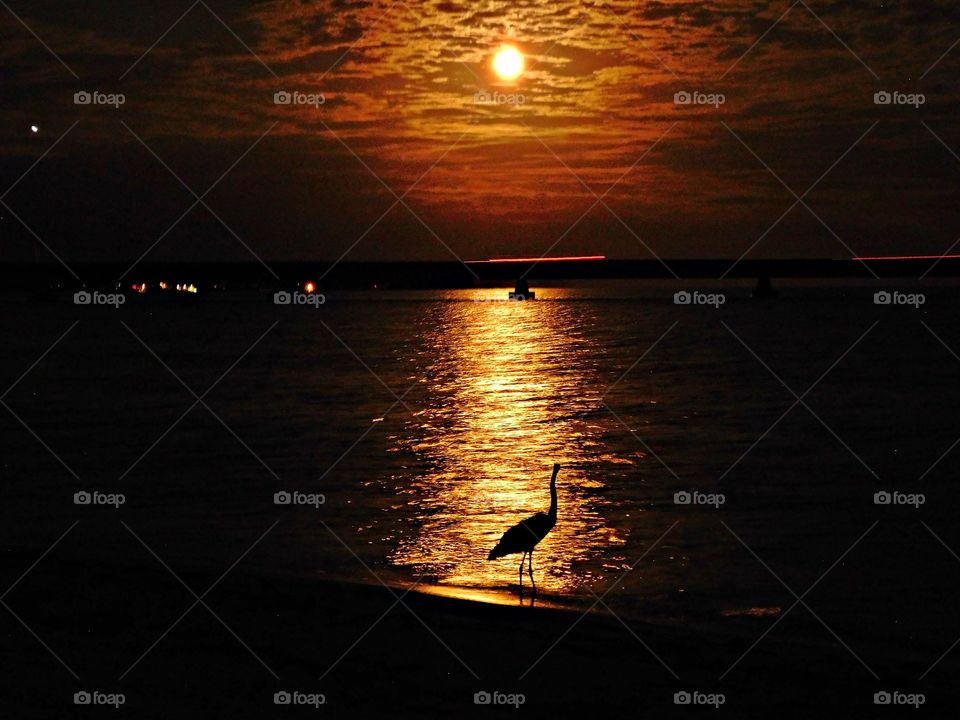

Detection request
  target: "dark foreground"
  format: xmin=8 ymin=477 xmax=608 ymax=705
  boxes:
xmin=1 ymin=546 xmax=950 ymax=718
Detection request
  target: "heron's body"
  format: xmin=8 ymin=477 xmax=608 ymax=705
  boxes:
xmin=487 ymin=464 xmax=560 ymax=594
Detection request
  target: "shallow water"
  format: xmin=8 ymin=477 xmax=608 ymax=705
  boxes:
xmin=3 ymin=279 xmax=960 ymax=653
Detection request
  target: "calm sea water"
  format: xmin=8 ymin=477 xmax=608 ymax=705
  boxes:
xmin=3 ymin=279 xmax=960 ymax=653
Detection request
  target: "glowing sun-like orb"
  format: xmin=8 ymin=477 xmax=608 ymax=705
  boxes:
xmin=492 ymin=45 xmax=524 ymax=81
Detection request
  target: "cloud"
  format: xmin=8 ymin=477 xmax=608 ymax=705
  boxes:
xmin=1 ymin=0 xmax=959 ymax=261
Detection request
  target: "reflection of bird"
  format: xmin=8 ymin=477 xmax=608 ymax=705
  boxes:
xmin=487 ymin=463 xmax=560 ymax=595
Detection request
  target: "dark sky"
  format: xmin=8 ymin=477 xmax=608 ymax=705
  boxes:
xmin=2 ymin=0 xmax=959 ymax=266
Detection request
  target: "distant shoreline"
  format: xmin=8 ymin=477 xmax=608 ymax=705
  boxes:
xmin=4 ymin=257 xmax=960 ymax=292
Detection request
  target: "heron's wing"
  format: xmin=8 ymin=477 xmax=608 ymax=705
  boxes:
xmin=525 ymin=512 xmax=553 ymax=538
xmin=508 ymin=513 xmax=550 ymax=542
xmin=498 ymin=520 xmax=533 ymax=545
xmin=489 ymin=512 xmax=555 ymax=559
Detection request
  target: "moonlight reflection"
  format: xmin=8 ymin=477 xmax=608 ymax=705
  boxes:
xmin=388 ymin=289 xmax=622 ymax=597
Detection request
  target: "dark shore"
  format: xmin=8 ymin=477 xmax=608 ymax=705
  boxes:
xmin=1 ymin=546 xmax=948 ymax=718
xmin=5 ymin=257 xmax=960 ymax=294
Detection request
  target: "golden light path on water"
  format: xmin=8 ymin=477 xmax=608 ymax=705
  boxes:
xmin=389 ymin=289 xmax=627 ymax=597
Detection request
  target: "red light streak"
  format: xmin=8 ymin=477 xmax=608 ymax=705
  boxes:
xmin=467 ymin=255 xmax=606 ymax=264
xmin=853 ymin=254 xmax=960 ymax=261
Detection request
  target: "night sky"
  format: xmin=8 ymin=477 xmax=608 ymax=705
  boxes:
xmin=2 ymin=1 xmax=959 ymax=264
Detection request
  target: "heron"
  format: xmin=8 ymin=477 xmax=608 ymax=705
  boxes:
xmin=487 ymin=463 xmax=560 ymax=595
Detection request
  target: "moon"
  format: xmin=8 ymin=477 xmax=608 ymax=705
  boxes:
xmin=493 ymin=45 xmax=524 ymax=81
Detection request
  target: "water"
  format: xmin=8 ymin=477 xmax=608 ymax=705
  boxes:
xmin=3 ymin=279 xmax=959 ymax=653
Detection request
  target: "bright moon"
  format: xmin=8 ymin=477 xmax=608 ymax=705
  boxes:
xmin=493 ymin=46 xmax=523 ymax=81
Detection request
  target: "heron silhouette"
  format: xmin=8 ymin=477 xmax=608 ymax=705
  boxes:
xmin=487 ymin=463 xmax=560 ymax=595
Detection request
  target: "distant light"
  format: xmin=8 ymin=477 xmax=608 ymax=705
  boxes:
xmin=131 ymin=282 xmax=147 ymax=294
xmin=159 ymin=281 xmax=169 ymax=290
xmin=30 ymin=125 xmax=39 ymax=134
xmin=467 ymin=255 xmax=606 ymax=264
xmin=304 ymin=281 xmax=316 ymax=293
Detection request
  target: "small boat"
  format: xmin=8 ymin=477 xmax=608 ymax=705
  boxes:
xmin=508 ymin=278 xmax=535 ymax=301
xmin=752 ymin=275 xmax=779 ymax=300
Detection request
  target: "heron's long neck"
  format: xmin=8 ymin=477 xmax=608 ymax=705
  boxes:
xmin=548 ymin=473 xmax=558 ymax=520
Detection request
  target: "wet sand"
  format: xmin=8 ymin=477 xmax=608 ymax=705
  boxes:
xmin=1 ymin=546 xmax=946 ymax=718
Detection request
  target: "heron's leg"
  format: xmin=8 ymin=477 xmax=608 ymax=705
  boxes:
xmin=519 ymin=552 xmax=526 ymax=594
xmin=528 ymin=551 xmax=537 ymax=595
